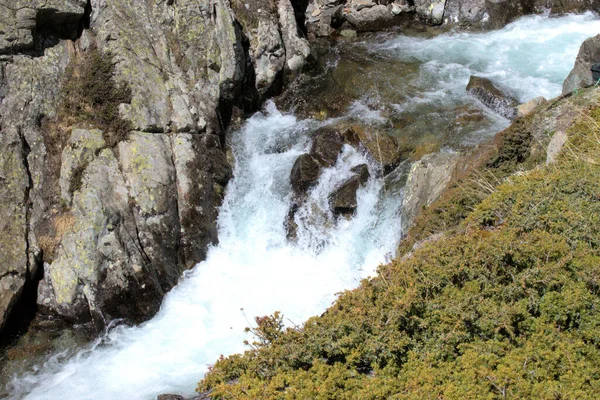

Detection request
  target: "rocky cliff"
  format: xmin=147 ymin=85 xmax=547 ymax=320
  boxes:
xmin=0 ymin=0 xmax=310 ymax=333
xmin=0 ymin=0 xmax=598 ymax=338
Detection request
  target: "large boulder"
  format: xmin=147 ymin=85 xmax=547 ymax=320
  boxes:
xmin=467 ymin=76 xmax=519 ymax=120
xmin=562 ymin=34 xmax=600 ymax=96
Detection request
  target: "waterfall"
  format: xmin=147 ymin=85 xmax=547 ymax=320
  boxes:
xmin=7 ymin=12 xmax=600 ymax=400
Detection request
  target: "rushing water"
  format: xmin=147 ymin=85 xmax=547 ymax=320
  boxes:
xmin=6 ymin=12 xmax=600 ymax=400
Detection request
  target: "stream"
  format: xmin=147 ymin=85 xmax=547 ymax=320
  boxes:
xmin=6 ymin=11 xmax=600 ymax=400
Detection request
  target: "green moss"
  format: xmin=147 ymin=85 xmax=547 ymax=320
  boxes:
xmin=197 ymin=94 xmax=600 ymax=398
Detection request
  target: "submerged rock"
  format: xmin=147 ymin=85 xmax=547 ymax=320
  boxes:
xmin=562 ymin=34 xmax=600 ymax=96
xmin=466 ymin=76 xmax=519 ymax=120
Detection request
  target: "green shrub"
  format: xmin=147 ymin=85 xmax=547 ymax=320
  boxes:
xmin=198 ymin=94 xmax=600 ymax=399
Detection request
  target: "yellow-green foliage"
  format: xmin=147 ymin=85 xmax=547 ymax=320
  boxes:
xmin=198 ymin=100 xmax=600 ymax=398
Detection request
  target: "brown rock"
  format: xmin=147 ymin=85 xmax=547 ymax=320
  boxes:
xmin=329 ymin=175 xmax=361 ymax=215
xmin=290 ymin=154 xmax=321 ymax=194
xmin=466 ymin=76 xmax=518 ymax=120
xmin=351 ymin=164 xmax=370 ymax=185
xmin=310 ymin=128 xmax=344 ymax=167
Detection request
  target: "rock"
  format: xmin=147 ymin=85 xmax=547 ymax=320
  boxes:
xmin=307 ymin=4 xmax=345 ymax=37
xmin=310 ymin=128 xmax=344 ymax=167
xmin=562 ymin=34 xmax=600 ymax=96
xmin=339 ymin=29 xmax=358 ymax=38
xmin=466 ymin=76 xmax=519 ymax=120
xmin=329 ymin=175 xmax=361 ymax=215
xmin=538 ymin=0 xmax=600 ymax=15
xmin=347 ymin=125 xmax=402 ymax=171
xmin=0 ymin=41 xmax=72 ymax=333
xmin=157 ymin=395 xmax=185 ymax=400
xmin=351 ymin=164 xmax=370 ymax=184
xmin=443 ymin=0 xmax=535 ymax=29
xmin=278 ymin=0 xmax=312 ymax=74
xmin=546 ymin=130 xmax=568 ymax=165
xmin=345 ymin=5 xmax=398 ymax=32
xmin=59 ymin=128 xmax=107 ymax=206
xmin=285 ymin=203 xmax=300 ymax=240
xmin=401 ymin=152 xmax=459 ymax=231
xmin=0 ymin=0 xmax=87 ymax=55
xmin=290 ymin=154 xmax=321 ymax=194
xmin=517 ymin=96 xmax=547 ymax=118
xmin=414 ymin=0 xmax=447 ymax=25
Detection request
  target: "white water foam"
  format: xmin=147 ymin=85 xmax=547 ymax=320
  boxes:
xmin=9 ymin=103 xmax=402 ymax=400
xmin=378 ymin=12 xmax=600 ymax=103
xmin=8 ymin=12 xmax=600 ymax=400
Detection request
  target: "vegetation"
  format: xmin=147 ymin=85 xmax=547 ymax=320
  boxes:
xmin=198 ymin=93 xmax=600 ymax=398
xmin=38 ymin=46 xmax=131 ymax=261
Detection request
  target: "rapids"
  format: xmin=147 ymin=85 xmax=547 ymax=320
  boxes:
xmin=6 ymin=12 xmax=600 ymax=400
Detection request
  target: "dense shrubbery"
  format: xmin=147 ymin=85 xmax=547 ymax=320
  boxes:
xmin=198 ymin=94 xmax=600 ymax=399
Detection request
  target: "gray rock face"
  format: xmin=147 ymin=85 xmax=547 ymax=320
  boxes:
xmin=0 ymin=0 xmax=87 ymax=55
xmin=401 ymin=152 xmax=459 ymax=232
xmin=0 ymin=0 xmax=309 ymax=333
xmin=467 ymin=76 xmax=519 ymax=120
xmin=562 ymin=34 xmax=600 ymax=96
xmin=414 ymin=0 xmax=447 ymax=25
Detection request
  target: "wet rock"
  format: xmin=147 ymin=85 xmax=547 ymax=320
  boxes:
xmin=539 ymin=0 xmax=600 ymax=15
xmin=157 ymin=395 xmax=185 ymax=400
xmin=401 ymin=152 xmax=459 ymax=231
xmin=329 ymin=175 xmax=361 ymax=215
xmin=285 ymin=203 xmax=300 ymax=241
xmin=290 ymin=154 xmax=321 ymax=193
xmin=310 ymin=128 xmax=344 ymax=167
xmin=466 ymin=76 xmax=519 ymax=120
xmin=352 ymin=163 xmax=370 ymax=184
xmin=517 ymin=96 xmax=547 ymax=118
xmin=347 ymin=125 xmax=402 ymax=171
xmin=562 ymin=34 xmax=600 ymax=96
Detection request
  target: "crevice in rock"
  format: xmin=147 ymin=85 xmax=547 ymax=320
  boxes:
xmin=290 ymin=0 xmax=310 ymax=36
xmin=0 ymin=132 xmax=44 ymax=347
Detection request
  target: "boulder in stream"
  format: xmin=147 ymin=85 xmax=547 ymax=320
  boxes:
xmin=329 ymin=165 xmax=370 ymax=215
xmin=310 ymin=128 xmax=344 ymax=167
xmin=466 ymin=76 xmax=519 ymax=120
xmin=290 ymin=154 xmax=321 ymax=194
xmin=329 ymin=175 xmax=361 ymax=215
